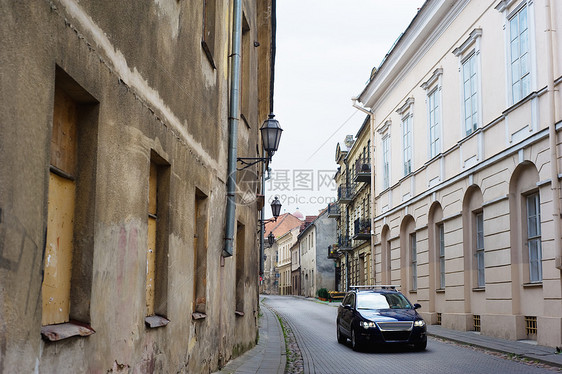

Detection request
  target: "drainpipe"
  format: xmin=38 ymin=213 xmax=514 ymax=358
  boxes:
xmin=224 ymin=0 xmax=243 ymax=257
xmin=353 ymin=99 xmax=376 ymax=283
xmin=260 ymin=0 xmax=277 ymax=275
xmin=544 ymin=0 xmax=562 ymax=269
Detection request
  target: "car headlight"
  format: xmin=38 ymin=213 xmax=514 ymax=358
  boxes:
xmin=414 ymin=319 xmax=426 ymax=327
xmin=359 ymin=321 xmax=377 ymax=329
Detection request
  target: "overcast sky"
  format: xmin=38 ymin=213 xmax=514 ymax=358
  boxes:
xmin=264 ymin=0 xmax=426 ymax=217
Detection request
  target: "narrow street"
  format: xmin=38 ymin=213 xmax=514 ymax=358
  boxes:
xmin=263 ymin=295 xmax=559 ymax=374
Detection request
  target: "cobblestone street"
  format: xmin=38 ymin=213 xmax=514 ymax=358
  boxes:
xmin=264 ymin=295 xmax=561 ymax=374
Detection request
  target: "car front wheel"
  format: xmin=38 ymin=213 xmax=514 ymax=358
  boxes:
xmin=414 ymin=339 xmax=427 ymax=351
xmin=351 ymin=327 xmax=360 ymax=351
xmin=337 ymin=323 xmax=346 ymax=344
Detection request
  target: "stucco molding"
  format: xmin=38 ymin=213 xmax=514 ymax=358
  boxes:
xmin=378 ymin=119 xmax=392 ymax=135
xmin=452 ymin=28 xmax=482 ymax=57
xmin=420 ymin=68 xmax=443 ymax=91
xmin=396 ymin=97 xmax=415 ymax=116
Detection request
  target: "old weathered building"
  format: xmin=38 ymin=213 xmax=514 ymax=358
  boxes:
xmin=344 ymin=0 xmax=562 ymax=348
xmin=0 ymin=0 xmax=275 ymax=372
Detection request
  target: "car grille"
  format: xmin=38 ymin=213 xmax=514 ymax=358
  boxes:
xmin=376 ymin=321 xmax=413 ymax=331
xmin=381 ymin=331 xmax=412 ymax=342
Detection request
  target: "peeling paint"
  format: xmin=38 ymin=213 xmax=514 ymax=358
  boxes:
xmin=58 ymin=0 xmax=222 ymax=176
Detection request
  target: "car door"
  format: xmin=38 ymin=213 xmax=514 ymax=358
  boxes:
xmin=340 ymin=293 xmax=355 ymax=336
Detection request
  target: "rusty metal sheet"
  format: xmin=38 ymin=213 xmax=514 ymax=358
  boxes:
xmin=145 ymin=315 xmax=169 ymax=328
xmin=41 ymin=321 xmax=95 ymax=342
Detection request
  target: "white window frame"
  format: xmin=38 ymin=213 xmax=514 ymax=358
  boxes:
xmin=453 ymin=29 xmax=483 ymax=138
xmin=475 ymin=212 xmax=485 ymax=288
xmin=509 ymin=4 xmax=531 ymax=103
xmin=496 ymin=0 xmax=537 ymax=107
xmin=382 ymin=135 xmax=390 ymax=190
xmin=439 ymin=223 xmax=445 ymax=289
xmin=402 ymin=115 xmax=412 ymax=176
xmin=428 ymin=88 xmax=440 ymax=158
xmin=410 ymin=232 xmax=417 ymax=291
xmin=396 ymin=97 xmax=414 ymax=177
xmin=462 ymin=53 xmax=478 ymax=135
xmin=526 ymin=192 xmax=542 ymax=282
xmin=421 ymin=69 xmax=443 ymax=159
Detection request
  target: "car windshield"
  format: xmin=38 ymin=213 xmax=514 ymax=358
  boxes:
xmin=356 ymin=292 xmax=411 ymax=310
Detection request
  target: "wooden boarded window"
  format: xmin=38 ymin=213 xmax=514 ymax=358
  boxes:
xmin=235 ymin=223 xmax=245 ymax=315
xmin=145 ymin=153 xmax=170 ymax=327
xmin=146 ymin=161 xmax=158 ymax=316
xmin=42 ymin=86 xmax=77 ymax=326
xmin=193 ymin=189 xmax=208 ymax=316
xmin=240 ymin=14 xmax=251 ymax=124
xmin=202 ymin=0 xmax=216 ymax=68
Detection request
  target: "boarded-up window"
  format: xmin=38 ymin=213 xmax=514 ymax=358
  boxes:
xmin=146 ymin=161 xmax=158 ymax=316
xmin=235 ymin=223 xmax=245 ymax=314
xmin=202 ymin=0 xmax=216 ymax=68
xmin=42 ymin=87 xmax=77 ymax=326
xmin=193 ymin=189 xmax=208 ymax=315
xmin=145 ymin=152 xmax=170 ymax=326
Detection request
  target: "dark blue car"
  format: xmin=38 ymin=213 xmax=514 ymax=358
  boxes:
xmin=336 ymin=286 xmax=427 ymax=351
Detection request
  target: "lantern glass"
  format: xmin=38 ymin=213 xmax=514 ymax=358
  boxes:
xmin=260 ymin=114 xmax=283 ymax=155
xmin=270 ymin=196 xmax=282 ymax=218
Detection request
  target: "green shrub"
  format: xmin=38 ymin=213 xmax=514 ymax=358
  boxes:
xmin=317 ymin=288 xmax=329 ymax=299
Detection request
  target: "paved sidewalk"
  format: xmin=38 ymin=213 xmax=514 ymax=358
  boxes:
xmin=215 ymin=298 xmax=285 ymax=374
xmin=427 ymin=324 xmax=562 ymax=368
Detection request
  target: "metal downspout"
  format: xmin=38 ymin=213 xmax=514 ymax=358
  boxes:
xmin=224 ymin=0 xmax=243 ymax=257
xmin=544 ymin=0 xmax=562 ymax=269
xmin=260 ymin=0 xmax=277 ymax=276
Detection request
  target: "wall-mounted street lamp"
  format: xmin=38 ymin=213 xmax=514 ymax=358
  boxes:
xmin=260 ymin=196 xmax=282 ymax=224
xmin=267 ymin=232 xmax=275 ymax=247
xmin=237 ymin=114 xmax=283 ymax=170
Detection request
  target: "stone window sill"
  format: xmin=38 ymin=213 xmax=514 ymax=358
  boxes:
xmin=522 ymin=282 xmax=543 ymax=288
xmin=436 ymin=288 xmax=445 ymax=293
xmin=472 ymin=287 xmax=485 ymax=292
xmin=41 ymin=320 xmax=95 ymax=342
xmin=235 ymin=311 xmax=245 ymax=317
xmin=145 ymin=315 xmax=169 ymax=329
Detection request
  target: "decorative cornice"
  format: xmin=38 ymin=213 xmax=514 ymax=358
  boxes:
xmin=420 ymin=68 xmax=443 ymax=90
xmin=396 ymin=97 xmax=415 ymax=115
xmin=495 ymin=0 xmax=518 ymax=13
xmin=452 ymin=28 xmax=482 ymax=57
xmin=377 ymin=119 xmax=392 ymax=135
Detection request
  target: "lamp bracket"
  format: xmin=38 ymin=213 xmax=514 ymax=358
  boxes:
xmin=237 ymin=157 xmax=270 ymax=171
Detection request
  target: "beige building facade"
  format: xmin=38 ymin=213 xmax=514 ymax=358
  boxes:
xmin=0 ymin=0 xmax=275 ymax=372
xmin=276 ymin=227 xmax=300 ymax=295
xmin=349 ymin=0 xmax=561 ymax=348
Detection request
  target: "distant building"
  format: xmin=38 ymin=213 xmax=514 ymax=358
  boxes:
xmin=299 ymin=209 xmax=337 ymax=297
xmin=262 ymin=213 xmax=303 ymax=294
xmin=290 ymin=242 xmax=301 ymax=295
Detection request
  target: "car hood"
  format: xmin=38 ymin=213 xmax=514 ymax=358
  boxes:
xmin=358 ymin=309 xmax=418 ymax=322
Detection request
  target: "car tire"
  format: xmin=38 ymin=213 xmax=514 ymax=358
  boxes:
xmin=414 ymin=339 xmax=427 ymax=351
xmin=351 ymin=328 xmax=360 ymax=351
xmin=336 ymin=323 xmax=346 ymax=344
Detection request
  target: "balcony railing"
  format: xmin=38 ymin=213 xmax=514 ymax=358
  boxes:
xmin=337 ymin=184 xmax=354 ymax=204
xmin=327 ymin=203 xmax=341 ymax=218
xmin=354 ymin=158 xmax=371 ymax=183
xmin=353 ymin=218 xmax=371 ymax=240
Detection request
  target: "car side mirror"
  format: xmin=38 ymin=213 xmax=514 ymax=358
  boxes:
xmin=413 ymin=303 xmax=422 ymax=309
